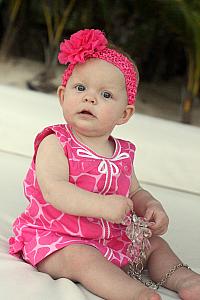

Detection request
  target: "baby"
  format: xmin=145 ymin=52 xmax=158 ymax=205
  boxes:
xmin=9 ymin=29 xmax=200 ymax=300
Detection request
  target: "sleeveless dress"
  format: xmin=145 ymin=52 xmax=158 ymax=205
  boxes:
xmin=9 ymin=124 xmax=136 ymax=268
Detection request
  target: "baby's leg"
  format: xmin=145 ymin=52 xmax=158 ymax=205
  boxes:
xmin=147 ymin=236 xmax=200 ymax=300
xmin=37 ymin=244 xmax=160 ymax=300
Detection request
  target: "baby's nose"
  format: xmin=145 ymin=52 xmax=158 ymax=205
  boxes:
xmin=83 ymin=94 xmax=97 ymax=104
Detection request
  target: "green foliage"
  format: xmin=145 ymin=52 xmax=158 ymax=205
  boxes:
xmin=0 ymin=0 xmax=200 ymax=98
xmin=154 ymin=0 xmax=200 ymax=96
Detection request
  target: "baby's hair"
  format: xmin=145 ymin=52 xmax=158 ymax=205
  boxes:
xmin=108 ymin=41 xmax=139 ymax=87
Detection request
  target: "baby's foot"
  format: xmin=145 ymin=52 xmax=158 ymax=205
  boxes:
xmin=133 ymin=286 xmax=161 ymax=300
xmin=139 ymin=290 xmax=161 ymax=300
xmin=177 ymin=272 xmax=200 ymax=300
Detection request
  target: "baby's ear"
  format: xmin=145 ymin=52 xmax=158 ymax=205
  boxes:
xmin=57 ymin=86 xmax=65 ymax=106
xmin=117 ymin=105 xmax=135 ymax=125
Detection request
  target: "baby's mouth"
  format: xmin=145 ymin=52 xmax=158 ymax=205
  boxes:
xmin=79 ymin=110 xmax=95 ymax=117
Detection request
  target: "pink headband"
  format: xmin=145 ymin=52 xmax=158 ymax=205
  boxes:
xmin=58 ymin=29 xmax=137 ymax=105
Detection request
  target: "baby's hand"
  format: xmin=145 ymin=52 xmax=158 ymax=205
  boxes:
xmin=102 ymin=195 xmax=133 ymax=224
xmin=144 ymin=200 xmax=169 ymax=235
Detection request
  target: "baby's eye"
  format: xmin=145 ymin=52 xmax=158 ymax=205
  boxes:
xmin=101 ymin=91 xmax=112 ymax=99
xmin=75 ymin=84 xmax=86 ymax=92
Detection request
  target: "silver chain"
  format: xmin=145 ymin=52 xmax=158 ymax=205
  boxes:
xmin=124 ymin=212 xmax=191 ymax=290
xmin=145 ymin=263 xmax=191 ymax=289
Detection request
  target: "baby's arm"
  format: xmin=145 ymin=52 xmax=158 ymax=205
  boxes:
xmin=35 ymin=134 xmax=133 ymax=223
xmin=129 ymin=170 xmax=169 ymax=235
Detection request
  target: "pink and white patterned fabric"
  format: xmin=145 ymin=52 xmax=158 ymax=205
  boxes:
xmin=9 ymin=124 xmax=136 ymax=268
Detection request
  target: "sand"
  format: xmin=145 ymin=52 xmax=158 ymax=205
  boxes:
xmin=0 ymin=56 xmax=199 ymax=127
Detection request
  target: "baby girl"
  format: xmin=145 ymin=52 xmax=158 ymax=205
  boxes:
xmin=9 ymin=29 xmax=200 ymax=300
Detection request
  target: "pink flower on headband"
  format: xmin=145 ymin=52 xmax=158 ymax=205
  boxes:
xmin=58 ymin=29 xmax=108 ymax=64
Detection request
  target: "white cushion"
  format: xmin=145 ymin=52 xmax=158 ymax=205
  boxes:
xmin=0 ymin=85 xmax=199 ymax=299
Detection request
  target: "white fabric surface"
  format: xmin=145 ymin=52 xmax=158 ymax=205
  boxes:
xmin=0 ymin=85 xmax=199 ymax=194
xmin=0 ymin=85 xmax=200 ymax=299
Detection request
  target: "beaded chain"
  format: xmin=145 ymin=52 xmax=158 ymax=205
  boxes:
xmin=122 ymin=212 xmax=152 ymax=284
xmin=122 ymin=212 xmax=191 ymax=290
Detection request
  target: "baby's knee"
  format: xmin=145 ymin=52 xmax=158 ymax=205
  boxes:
xmin=63 ymin=244 xmax=102 ymax=281
xmin=67 ymin=244 xmax=100 ymax=267
xmin=37 ymin=244 xmax=101 ymax=281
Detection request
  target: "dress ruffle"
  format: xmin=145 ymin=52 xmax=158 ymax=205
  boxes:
xmin=9 ymin=236 xmax=24 ymax=255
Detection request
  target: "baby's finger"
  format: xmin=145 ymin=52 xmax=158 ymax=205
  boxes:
xmin=144 ymin=209 xmax=154 ymax=221
xmin=151 ymin=224 xmax=168 ymax=235
xmin=148 ymin=219 xmax=162 ymax=230
xmin=127 ymin=198 xmax=134 ymax=211
xmin=148 ymin=221 xmax=156 ymax=228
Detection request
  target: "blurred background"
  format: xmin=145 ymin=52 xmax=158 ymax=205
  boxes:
xmin=0 ymin=0 xmax=200 ymax=126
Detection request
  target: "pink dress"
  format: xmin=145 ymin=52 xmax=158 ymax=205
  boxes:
xmin=9 ymin=124 xmax=136 ymax=267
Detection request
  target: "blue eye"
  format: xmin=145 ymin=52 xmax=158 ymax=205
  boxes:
xmin=75 ymin=84 xmax=86 ymax=92
xmin=102 ymin=91 xmax=112 ymax=99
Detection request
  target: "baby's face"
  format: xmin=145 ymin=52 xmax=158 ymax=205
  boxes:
xmin=58 ymin=58 xmax=134 ymax=137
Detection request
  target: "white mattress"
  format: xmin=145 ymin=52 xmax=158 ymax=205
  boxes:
xmin=0 ymin=85 xmax=199 ymax=299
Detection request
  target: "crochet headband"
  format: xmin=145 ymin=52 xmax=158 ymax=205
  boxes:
xmin=58 ymin=29 xmax=137 ymax=105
